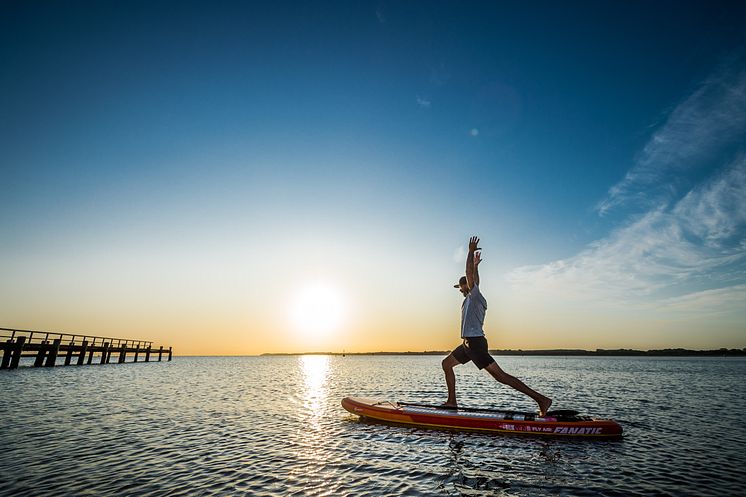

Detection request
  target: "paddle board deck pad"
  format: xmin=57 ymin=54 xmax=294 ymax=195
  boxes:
xmin=342 ymin=397 xmax=622 ymax=437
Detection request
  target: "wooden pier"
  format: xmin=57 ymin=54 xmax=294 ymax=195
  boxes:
xmin=0 ymin=327 xmax=172 ymax=370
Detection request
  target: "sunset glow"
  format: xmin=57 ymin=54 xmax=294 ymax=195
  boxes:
xmin=290 ymin=282 xmax=348 ymax=339
xmin=1 ymin=2 xmax=745 ymax=355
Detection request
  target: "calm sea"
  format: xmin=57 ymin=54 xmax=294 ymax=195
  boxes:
xmin=1 ymin=355 xmax=745 ymax=496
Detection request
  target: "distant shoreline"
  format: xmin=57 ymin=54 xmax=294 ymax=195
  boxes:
xmin=261 ymin=348 xmax=746 ymax=357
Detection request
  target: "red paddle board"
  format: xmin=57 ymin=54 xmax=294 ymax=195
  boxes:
xmin=342 ymin=397 xmax=622 ymax=437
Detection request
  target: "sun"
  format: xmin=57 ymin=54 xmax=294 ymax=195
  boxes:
xmin=290 ymin=281 xmax=347 ymax=336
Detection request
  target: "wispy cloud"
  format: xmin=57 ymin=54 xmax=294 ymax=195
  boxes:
xmin=416 ymin=95 xmax=431 ymax=109
xmin=598 ymin=58 xmax=746 ymax=216
xmin=653 ymin=284 xmax=746 ymax=315
xmin=509 ymin=57 xmax=746 ymax=317
xmin=509 ymin=154 xmax=746 ymax=307
xmin=375 ymin=7 xmax=386 ymax=24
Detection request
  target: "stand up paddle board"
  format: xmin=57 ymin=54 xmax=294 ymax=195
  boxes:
xmin=342 ymin=397 xmax=622 ymax=437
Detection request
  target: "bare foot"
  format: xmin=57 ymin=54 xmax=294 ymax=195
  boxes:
xmin=538 ymin=397 xmax=552 ymax=417
xmin=440 ymin=402 xmax=458 ymax=409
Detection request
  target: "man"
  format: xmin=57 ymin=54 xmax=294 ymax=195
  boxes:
xmin=442 ymin=236 xmax=553 ymax=416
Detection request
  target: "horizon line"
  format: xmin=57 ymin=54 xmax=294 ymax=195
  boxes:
xmin=176 ymin=347 xmax=746 ymax=357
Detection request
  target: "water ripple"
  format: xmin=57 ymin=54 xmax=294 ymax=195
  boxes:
xmin=1 ymin=356 xmax=746 ymax=496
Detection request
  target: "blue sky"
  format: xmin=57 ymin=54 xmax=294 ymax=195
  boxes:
xmin=1 ymin=1 xmax=745 ymax=352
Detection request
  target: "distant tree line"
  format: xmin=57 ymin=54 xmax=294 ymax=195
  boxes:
xmin=263 ymin=348 xmax=746 ymax=356
xmin=487 ymin=348 xmax=746 ymax=356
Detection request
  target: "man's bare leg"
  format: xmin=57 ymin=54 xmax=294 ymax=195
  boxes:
xmin=484 ymin=362 xmax=553 ymax=416
xmin=441 ymin=354 xmax=461 ymax=407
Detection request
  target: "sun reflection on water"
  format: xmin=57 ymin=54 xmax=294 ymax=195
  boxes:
xmin=300 ymin=354 xmax=330 ymax=416
xmin=293 ymin=355 xmax=333 ymax=484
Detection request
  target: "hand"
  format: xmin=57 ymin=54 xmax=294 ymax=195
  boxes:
xmin=469 ymin=236 xmax=481 ymax=252
xmin=474 ymin=251 xmax=483 ymax=266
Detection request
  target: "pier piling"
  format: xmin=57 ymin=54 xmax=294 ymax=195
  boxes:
xmin=1 ymin=340 xmax=11 ymax=369
xmin=78 ymin=340 xmax=88 ymax=366
xmin=34 ymin=343 xmax=46 ymax=367
xmin=45 ymin=338 xmax=61 ymax=367
xmin=10 ymin=336 xmax=26 ymax=369
xmin=64 ymin=341 xmax=74 ymax=365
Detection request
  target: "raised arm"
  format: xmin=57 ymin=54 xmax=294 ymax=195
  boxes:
xmin=465 ymin=236 xmax=480 ymax=290
xmin=473 ymin=250 xmax=482 ymax=286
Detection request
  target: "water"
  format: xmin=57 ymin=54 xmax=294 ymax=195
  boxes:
xmin=1 ymin=355 xmax=745 ymax=496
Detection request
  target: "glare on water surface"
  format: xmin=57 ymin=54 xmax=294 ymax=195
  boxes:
xmin=301 ymin=354 xmax=330 ymax=417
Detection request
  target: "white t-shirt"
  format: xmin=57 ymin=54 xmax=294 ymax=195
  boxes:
xmin=461 ymin=284 xmax=488 ymax=338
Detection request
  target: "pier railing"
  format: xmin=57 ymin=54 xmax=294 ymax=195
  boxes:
xmin=0 ymin=327 xmax=172 ymax=370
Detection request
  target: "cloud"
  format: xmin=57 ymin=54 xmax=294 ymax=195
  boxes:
xmin=508 ymin=156 xmax=746 ymax=305
xmin=653 ymin=284 xmax=746 ymax=315
xmin=508 ymin=56 xmax=746 ymax=317
xmin=416 ymin=95 xmax=431 ymax=109
xmin=375 ymin=4 xmax=386 ymax=23
xmin=469 ymin=128 xmax=479 ymax=136
xmin=597 ymin=58 xmax=746 ymax=216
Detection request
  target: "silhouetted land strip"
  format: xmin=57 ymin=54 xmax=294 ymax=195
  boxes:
xmin=1 ymin=327 xmax=173 ymax=370
xmin=263 ymin=348 xmax=746 ymax=357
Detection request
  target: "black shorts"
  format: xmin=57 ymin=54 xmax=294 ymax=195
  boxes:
xmin=451 ymin=336 xmax=495 ymax=370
